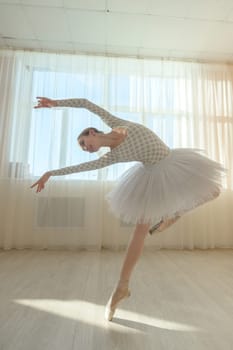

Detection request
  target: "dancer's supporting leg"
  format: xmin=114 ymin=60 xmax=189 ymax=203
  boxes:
xmin=105 ymin=222 xmax=150 ymax=321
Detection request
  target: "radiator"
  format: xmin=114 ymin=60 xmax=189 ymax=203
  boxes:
xmin=36 ymin=197 xmax=85 ymax=228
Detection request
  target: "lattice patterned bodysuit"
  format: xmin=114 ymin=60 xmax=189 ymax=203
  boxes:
xmin=50 ymin=98 xmax=170 ymax=176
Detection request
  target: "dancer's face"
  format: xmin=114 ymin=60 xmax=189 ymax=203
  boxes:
xmin=78 ymin=131 xmax=100 ymax=153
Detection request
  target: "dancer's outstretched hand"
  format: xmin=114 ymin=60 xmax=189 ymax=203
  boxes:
xmin=34 ymin=97 xmax=57 ymax=109
xmin=30 ymin=172 xmax=51 ymax=193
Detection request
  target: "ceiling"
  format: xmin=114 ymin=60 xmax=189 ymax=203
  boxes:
xmin=1 ymin=0 xmax=233 ymax=63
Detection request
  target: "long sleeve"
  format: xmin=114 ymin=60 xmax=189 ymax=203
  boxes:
xmin=49 ymin=151 xmax=118 ymax=176
xmin=55 ymin=98 xmax=128 ymax=128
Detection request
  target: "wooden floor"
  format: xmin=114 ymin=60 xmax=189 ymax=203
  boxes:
xmin=0 ymin=248 xmax=233 ymax=350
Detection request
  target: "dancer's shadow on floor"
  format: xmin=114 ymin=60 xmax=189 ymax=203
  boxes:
xmin=112 ymin=317 xmax=158 ymax=333
xmin=112 ymin=316 xmax=199 ymax=335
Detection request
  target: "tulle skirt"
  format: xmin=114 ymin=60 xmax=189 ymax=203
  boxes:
xmin=106 ymin=148 xmax=226 ymax=226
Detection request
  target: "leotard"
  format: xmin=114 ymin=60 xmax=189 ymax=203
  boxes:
xmin=50 ymin=98 xmax=170 ymax=176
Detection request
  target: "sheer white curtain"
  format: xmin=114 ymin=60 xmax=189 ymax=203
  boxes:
xmin=0 ymin=49 xmax=232 ymax=250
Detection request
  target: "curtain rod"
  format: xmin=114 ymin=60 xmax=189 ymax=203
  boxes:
xmin=1 ymin=46 xmax=233 ymax=66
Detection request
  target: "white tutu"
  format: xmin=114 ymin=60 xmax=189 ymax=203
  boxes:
xmin=106 ymin=148 xmax=226 ymax=226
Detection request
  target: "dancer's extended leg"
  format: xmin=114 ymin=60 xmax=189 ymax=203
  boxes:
xmin=105 ymin=222 xmax=150 ymax=321
xmin=149 ymin=189 xmax=221 ymax=234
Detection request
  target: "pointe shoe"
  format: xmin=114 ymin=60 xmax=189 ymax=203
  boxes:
xmin=149 ymin=219 xmax=163 ymax=234
xmin=105 ymin=285 xmax=131 ymax=321
xmin=149 ymin=216 xmax=181 ymax=234
xmin=157 ymin=216 xmax=180 ymax=232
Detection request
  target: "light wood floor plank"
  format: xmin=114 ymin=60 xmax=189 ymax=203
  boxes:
xmin=0 ymin=249 xmax=232 ymax=350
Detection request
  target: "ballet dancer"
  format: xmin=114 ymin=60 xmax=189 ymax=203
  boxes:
xmin=31 ymin=97 xmax=225 ymax=321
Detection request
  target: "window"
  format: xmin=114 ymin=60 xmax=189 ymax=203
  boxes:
xmin=28 ymin=69 xmax=180 ymax=180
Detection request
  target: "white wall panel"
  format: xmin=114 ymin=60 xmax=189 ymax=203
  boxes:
xmin=0 ymin=4 xmax=34 ymax=39
xmin=24 ymin=6 xmax=69 ymax=41
xmin=66 ymin=10 xmax=106 ymax=44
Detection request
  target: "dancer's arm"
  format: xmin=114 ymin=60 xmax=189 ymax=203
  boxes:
xmin=49 ymin=151 xmax=117 ymax=176
xmin=34 ymin=97 xmax=127 ymax=128
xmin=30 ymin=151 xmax=118 ymax=193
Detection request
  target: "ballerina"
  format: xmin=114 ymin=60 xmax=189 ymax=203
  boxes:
xmin=31 ymin=96 xmax=225 ymax=321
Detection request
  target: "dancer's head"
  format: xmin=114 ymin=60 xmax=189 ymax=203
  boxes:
xmin=77 ymin=127 xmax=104 ymax=152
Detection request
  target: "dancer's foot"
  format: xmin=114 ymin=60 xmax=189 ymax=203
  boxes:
xmin=149 ymin=216 xmax=180 ymax=234
xmin=105 ymin=280 xmax=131 ymax=321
